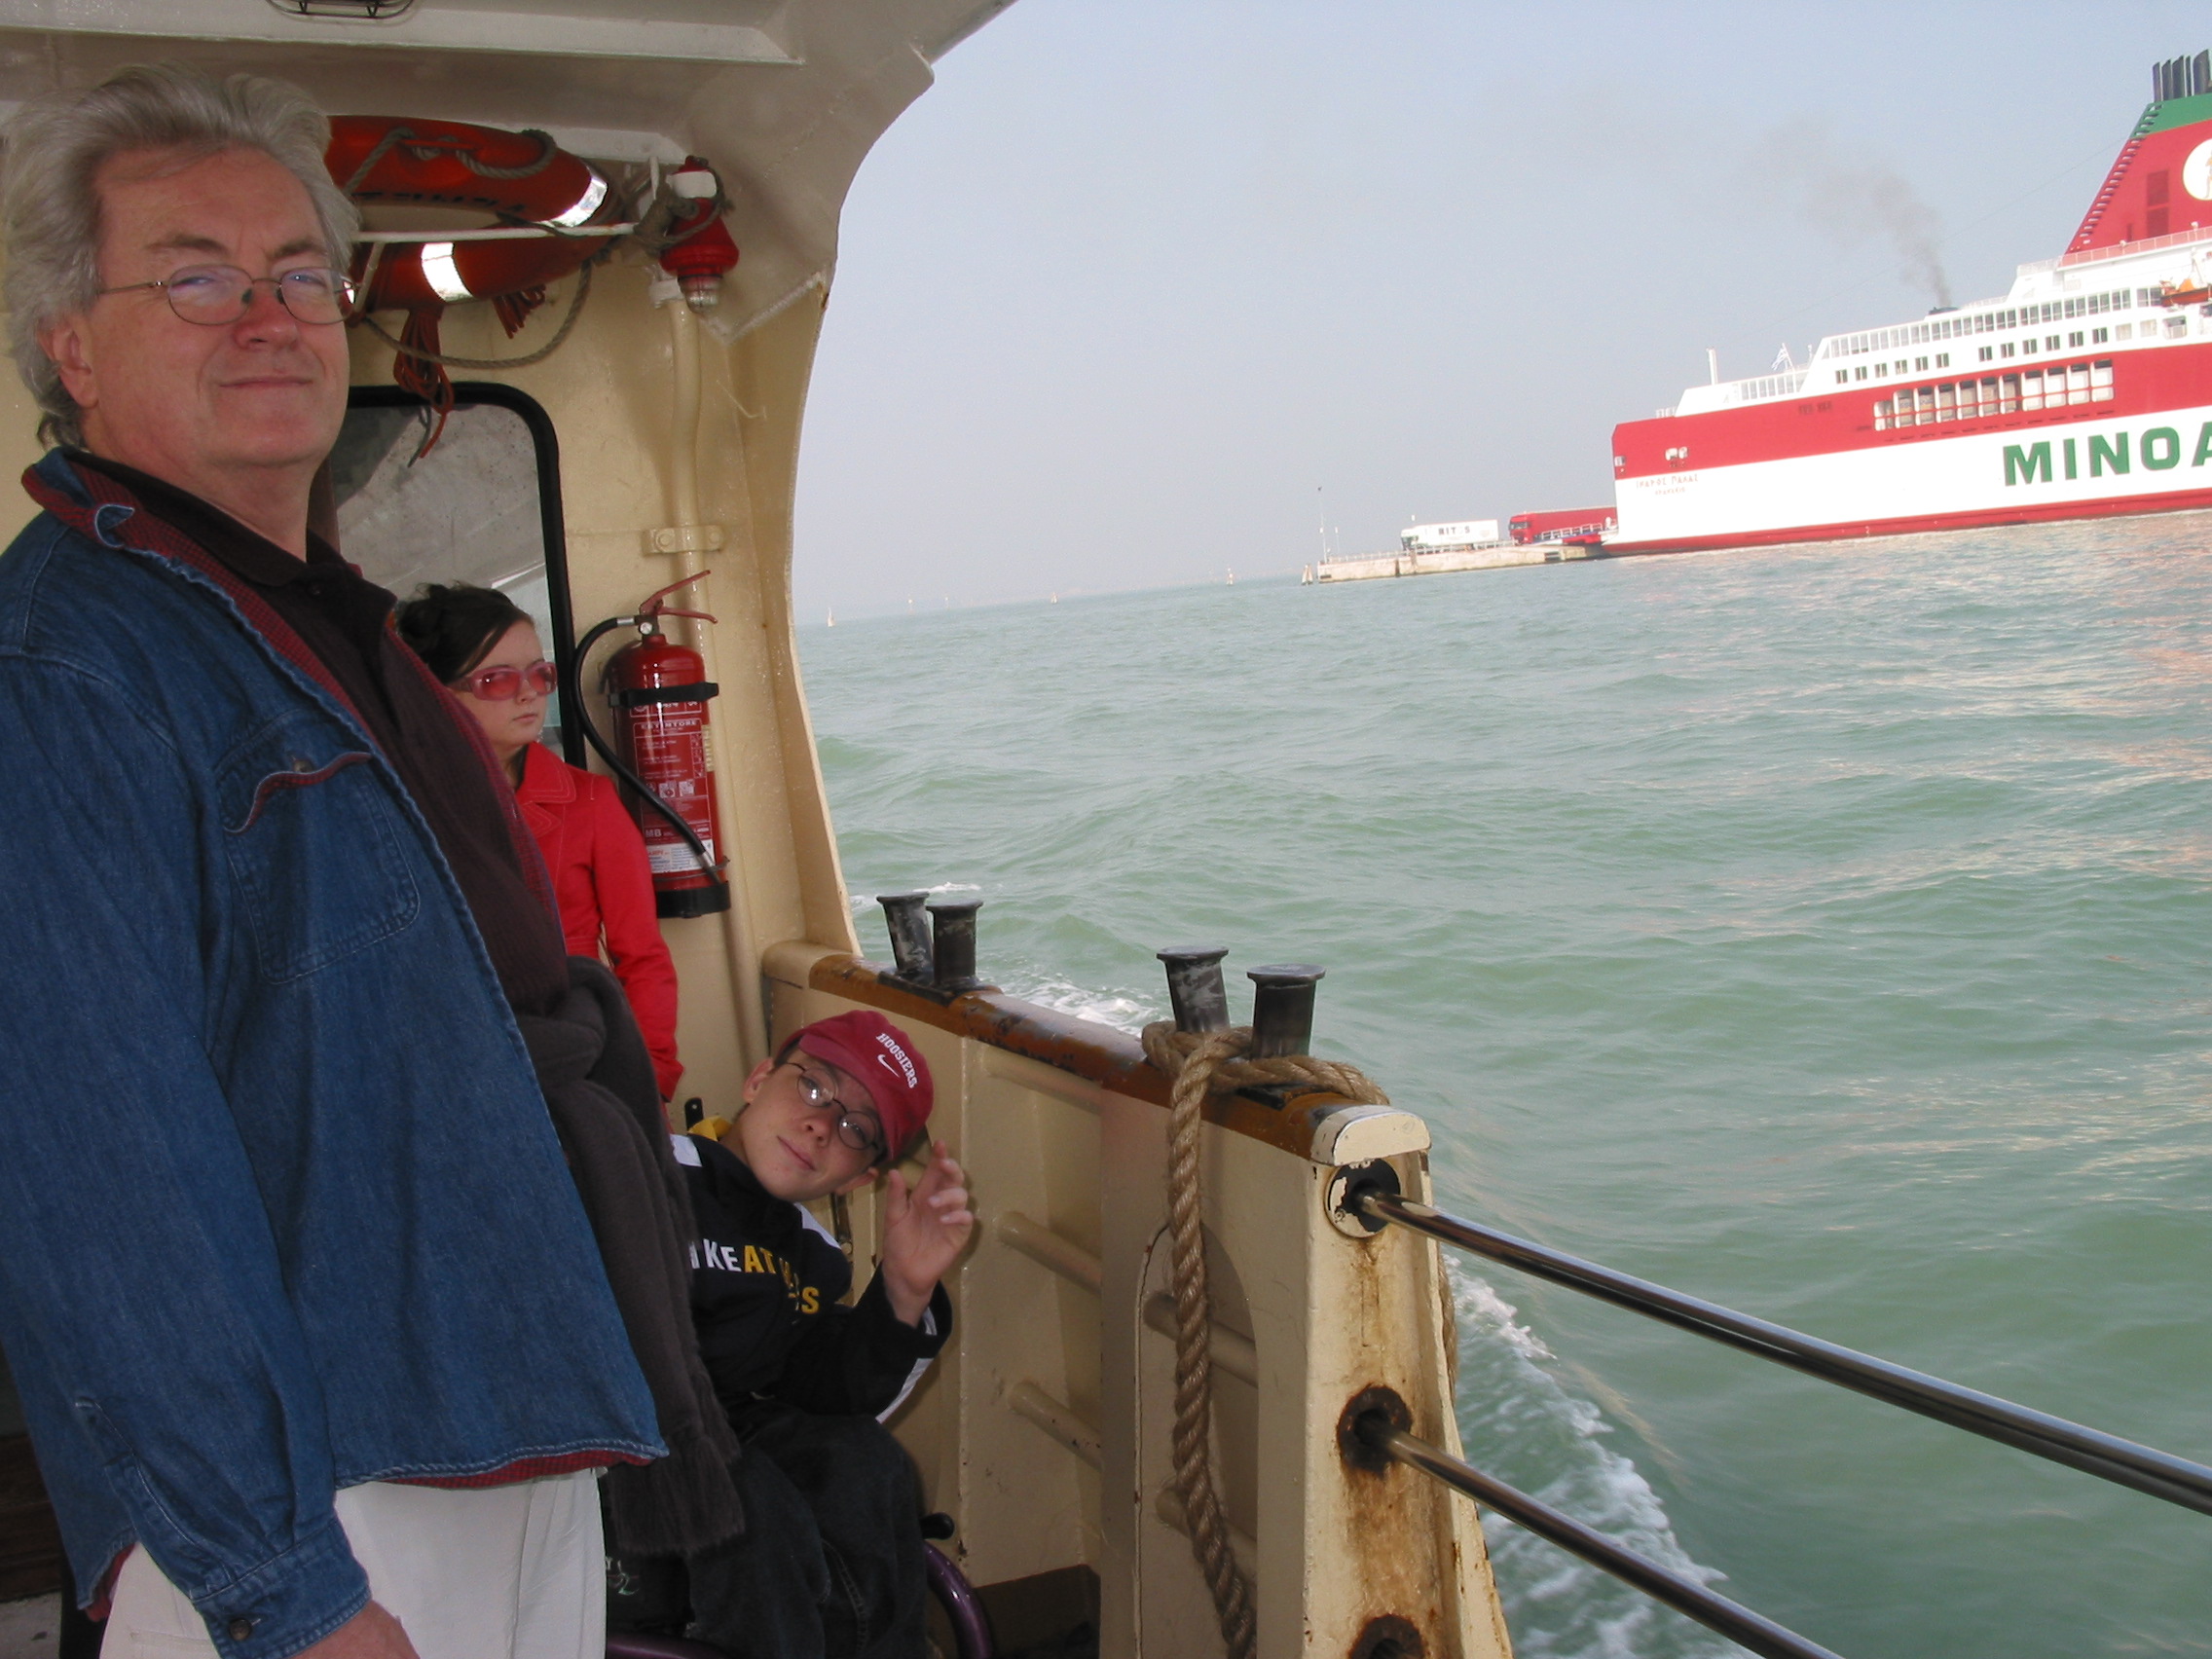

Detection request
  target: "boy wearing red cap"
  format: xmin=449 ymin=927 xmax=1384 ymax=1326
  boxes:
xmin=661 ymin=1010 xmax=971 ymax=1659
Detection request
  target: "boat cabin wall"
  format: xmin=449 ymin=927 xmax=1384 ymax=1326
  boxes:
xmin=0 ymin=12 xmax=1001 ymax=1113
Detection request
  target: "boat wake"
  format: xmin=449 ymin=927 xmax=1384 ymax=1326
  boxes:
xmin=1449 ymin=1263 xmax=1741 ymax=1659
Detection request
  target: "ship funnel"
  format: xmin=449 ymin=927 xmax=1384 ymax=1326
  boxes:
xmin=2154 ymin=50 xmax=2210 ymax=101
xmin=2073 ymin=53 xmax=2212 ymax=253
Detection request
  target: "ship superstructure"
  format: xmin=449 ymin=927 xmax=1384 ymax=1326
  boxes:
xmin=1609 ymin=53 xmax=2212 ymax=555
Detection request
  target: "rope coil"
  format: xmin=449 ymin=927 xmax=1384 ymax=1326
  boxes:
xmin=1139 ymin=1022 xmax=1388 ymax=1659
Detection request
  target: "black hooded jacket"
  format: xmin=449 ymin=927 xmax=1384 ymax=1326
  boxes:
xmin=673 ymin=1130 xmax=950 ymax=1420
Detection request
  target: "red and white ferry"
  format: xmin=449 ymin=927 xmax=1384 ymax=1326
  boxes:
xmin=1607 ymin=53 xmax=2212 ymax=555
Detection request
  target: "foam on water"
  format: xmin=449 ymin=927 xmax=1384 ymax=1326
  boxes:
xmin=1448 ymin=1262 xmax=1738 ymax=1659
xmin=992 ymin=969 xmax=1159 ymax=1036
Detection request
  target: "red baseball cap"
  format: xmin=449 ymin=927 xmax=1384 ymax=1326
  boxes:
xmin=790 ymin=1010 xmax=934 ymax=1158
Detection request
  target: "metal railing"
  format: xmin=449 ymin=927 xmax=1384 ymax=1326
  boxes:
xmin=2027 ymin=220 xmax=2212 ymax=273
xmin=1353 ymin=1416 xmax=1843 ymax=1659
xmin=1347 ymin=1186 xmax=2212 ymax=1659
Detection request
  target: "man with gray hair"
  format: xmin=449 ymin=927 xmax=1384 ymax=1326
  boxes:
xmin=0 ymin=64 xmax=663 ymax=1659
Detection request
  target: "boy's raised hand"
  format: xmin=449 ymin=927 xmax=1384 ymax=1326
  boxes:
xmin=880 ymin=1141 xmax=974 ymax=1327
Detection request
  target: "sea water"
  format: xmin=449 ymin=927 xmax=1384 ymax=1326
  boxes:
xmin=803 ymin=519 xmax=2212 ymax=1659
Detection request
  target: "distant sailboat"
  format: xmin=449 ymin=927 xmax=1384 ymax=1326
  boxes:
xmin=1227 ymin=567 xmax=1235 ymax=586
xmin=826 ymin=606 xmax=834 ymax=628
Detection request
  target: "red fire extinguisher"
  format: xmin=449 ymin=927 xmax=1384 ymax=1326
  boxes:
xmin=572 ymin=575 xmax=731 ymax=918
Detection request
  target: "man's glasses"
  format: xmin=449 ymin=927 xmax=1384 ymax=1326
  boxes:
xmin=791 ymin=1064 xmax=886 ymax=1161
xmin=95 ymin=265 xmax=356 ymax=327
xmin=452 ymin=661 xmax=557 ymax=701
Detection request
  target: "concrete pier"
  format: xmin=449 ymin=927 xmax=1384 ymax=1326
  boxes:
xmin=1302 ymin=540 xmax=1596 ymax=585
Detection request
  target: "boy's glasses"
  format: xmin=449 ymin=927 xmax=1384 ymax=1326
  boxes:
xmin=452 ymin=661 xmax=557 ymax=701
xmin=95 ymin=264 xmax=357 ymax=326
xmin=791 ymin=1065 xmax=885 ymax=1161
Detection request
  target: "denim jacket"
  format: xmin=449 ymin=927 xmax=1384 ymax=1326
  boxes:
xmin=0 ymin=453 xmax=662 ymax=1658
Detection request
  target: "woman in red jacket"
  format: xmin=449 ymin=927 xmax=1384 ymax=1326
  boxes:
xmin=398 ymin=584 xmax=683 ymax=1100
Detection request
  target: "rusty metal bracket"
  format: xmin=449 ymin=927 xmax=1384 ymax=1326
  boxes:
xmin=1336 ymin=1382 xmax=1411 ymax=1477
xmin=1324 ymin=1159 xmax=1401 ymax=1239
xmin=1348 ymin=1614 xmax=1426 ymax=1659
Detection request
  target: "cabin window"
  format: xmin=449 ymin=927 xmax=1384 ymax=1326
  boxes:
xmin=2166 ymin=313 xmax=2189 ymax=336
xmin=2021 ymin=369 xmax=2045 ymax=410
xmin=2067 ymin=362 xmax=2090 ymax=405
xmin=2116 ymin=322 xmax=2132 ymax=340
xmin=1874 ymin=363 xmax=1888 ymax=378
xmin=1835 ymin=371 xmax=1849 ymax=385
xmin=1936 ymin=352 xmax=1949 ymax=367
xmin=2091 ymin=359 xmax=2115 ymax=399
xmin=1978 ymin=346 xmax=1994 ymax=361
xmin=1914 ymin=356 xmax=1928 ymax=370
xmin=2092 ymin=327 xmax=2109 ymax=344
xmin=1855 ymin=366 xmax=1868 ymax=381
xmin=330 ymin=386 xmax=576 ymax=758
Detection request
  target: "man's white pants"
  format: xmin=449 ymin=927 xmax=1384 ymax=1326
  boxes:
xmin=104 ymin=1470 xmax=604 ymax=1659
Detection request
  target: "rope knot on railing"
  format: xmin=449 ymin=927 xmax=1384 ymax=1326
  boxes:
xmin=1139 ymin=1023 xmax=1390 ymax=1105
xmin=1137 ymin=1022 xmax=1389 ymax=1659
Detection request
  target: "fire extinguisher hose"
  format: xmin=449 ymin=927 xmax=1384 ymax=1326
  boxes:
xmin=566 ymin=615 xmax=728 ymax=892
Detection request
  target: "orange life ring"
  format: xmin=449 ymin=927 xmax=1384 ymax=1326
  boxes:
xmin=324 ymin=115 xmax=623 ymax=315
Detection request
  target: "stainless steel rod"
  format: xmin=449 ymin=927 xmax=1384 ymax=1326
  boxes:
xmin=1361 ymin=1190 xmax=2212 ymax=1516
xmin=1364 ymin=1420 xmax=1846 ymax=1659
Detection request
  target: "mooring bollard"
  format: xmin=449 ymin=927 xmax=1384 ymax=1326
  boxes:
xmin=1156 ymin=946 xmax=1232 ymax=1033
xmin=1247 ymin=964 xmax=1325 ymax=1058
xmin=926 ymin=899 xmax=984 ymax=992
xmin=876 ymin=892 xmax=934 ymax=983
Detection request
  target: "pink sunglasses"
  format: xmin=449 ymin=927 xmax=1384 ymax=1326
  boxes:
xmin=453 ymin=660 xmax=557 ymax=701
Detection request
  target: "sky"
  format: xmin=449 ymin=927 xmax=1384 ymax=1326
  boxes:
xmin=791 ymin=0 xmax=2212 ymax=616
